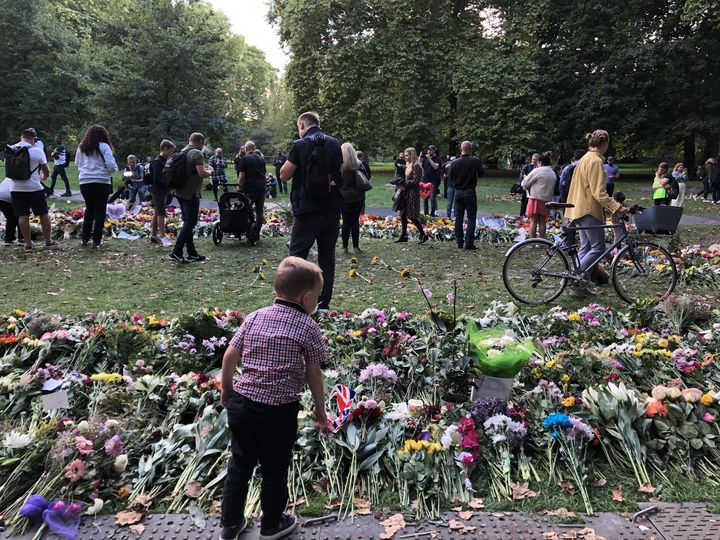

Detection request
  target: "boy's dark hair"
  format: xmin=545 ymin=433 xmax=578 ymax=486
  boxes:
xmin=274 ymin=256 xmax=322 ymax=300
xmin=538 ymin=152 xmax=552 ymax=166
xmin=613 ymin=191 xmax=626 ymax=203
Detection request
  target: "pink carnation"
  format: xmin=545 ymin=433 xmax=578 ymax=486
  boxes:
xmin=65 ymin=459 xmax=86 ymax=482
xmin=75 ymin=436 xmax=94 ymax=456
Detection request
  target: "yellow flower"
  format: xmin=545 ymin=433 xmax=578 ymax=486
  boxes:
xmin=258 ymin=271 xmax=266 ymax=281
xmin=546 ymin=360 xmax=556 ymax=369
xmin=90 ymin=373 xmax=123 ymax=384
xmin=701 ymin=393 xmax=714 ymax=406
xmin=399 ymin=267 xmax=410 ymax=278
xmin=560 ymin=374 xmax=570 ymax=384
xmin=568 ymin=313 xmax=581 ymax=322
xmin=349 ymin=330 xmax=362 ymax=338
xmin=348 ymin=268 xmax=357 ymax=278
xmin=562 ymin=396 xmax=576 ymax=407
xmin=14 ymin=309 xmax=26 ymax=317
xmin=657 ymin=338 xmax=669 ymax=349
xmin=262 ymin=258 xmax=270 ymax=266
xmin=370 ymin=256 xmax=379 ymax=264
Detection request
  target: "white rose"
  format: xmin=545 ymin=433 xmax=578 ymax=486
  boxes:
xmin=114 ymin=454 xmax=128 ymax=473
xmin=77 ymin=421 xmax=92 ymax=434
xmin=499 ymin=335 xmax=515 ymax=347
xmin=86 ymin=498 xmax=104 ymax=515
xmin=104 ymin=419 xmax=119 ymax=429
xmin=487 ymin=349 xmax=502 ymax=359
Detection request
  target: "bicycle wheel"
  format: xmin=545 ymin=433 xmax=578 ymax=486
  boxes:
xmin=611 ymin=242 xmax=677 ymax=304
xmin=502 ymin=239 xmax=570 ymax=304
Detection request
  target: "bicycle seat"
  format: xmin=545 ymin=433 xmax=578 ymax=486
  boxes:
xmin=546 ymin=202 xmax=574 ymax=210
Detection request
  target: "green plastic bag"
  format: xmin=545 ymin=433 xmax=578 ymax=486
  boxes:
xmin=466 ymin=321 xmax=535 ymax=378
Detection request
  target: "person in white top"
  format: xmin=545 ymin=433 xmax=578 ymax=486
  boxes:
xmin=0 ymin=177 xmax=23 ymax=245
xmin=5 ymin=128 xmax=54 ymax=250
xmin=74 ymin=125 xmax=119 ymax=247
xmin=521 ymin=152 xmax=557 ymax=239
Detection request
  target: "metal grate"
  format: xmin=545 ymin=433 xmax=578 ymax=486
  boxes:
xmin=0 ymin=510 xmax=659 ymax=540
xmin=641 ymin=502 xmax=720 ymax=540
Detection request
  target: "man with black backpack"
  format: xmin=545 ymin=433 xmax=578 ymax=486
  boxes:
xmin=49 ymin=134 xmax=72 ymax=197
xmin=167 ymin=132 xmax=213 ymax=264
xmin=4 ymin=128 xmax=55 ymax=250
xmin=280 ymin=112 xmax=343 ymax=310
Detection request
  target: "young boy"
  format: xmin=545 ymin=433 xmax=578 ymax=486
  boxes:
xmin=219 ymin=256 xmax=328 ymax=540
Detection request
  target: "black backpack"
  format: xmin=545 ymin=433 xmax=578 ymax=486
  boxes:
xmin=666 ymin=176 xmax=680 ymax=199
xmin=160 ymin=149 xmax=191 ymax=190
xmin=3 ymin=144 xmax=39 ymax=180
xmin=303 ymin=136 xmax=337 ymax=199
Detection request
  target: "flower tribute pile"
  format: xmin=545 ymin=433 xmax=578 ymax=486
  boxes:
xmin=1 ymin=301 xmax=720 ymax=535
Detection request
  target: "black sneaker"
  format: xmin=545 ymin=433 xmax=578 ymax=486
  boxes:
xmin=187 ymin=254 xmax=207 ymax=262
xmin=418 ymin=234 xmax=429 ymax=244
xmin=259 ymin=513 xmax=297 ymax=540
xmin=166 ymin=252 xmax=189 ymax=264
xmin=219 ymin=517 xmax=247 ymax=540
xmin=61 ymin=191 xmax=72 ymax=197
xmin=395 ymin=236 xmax=408 ymax=243
xmin=464 ymin=245 xmax=478 ymax=251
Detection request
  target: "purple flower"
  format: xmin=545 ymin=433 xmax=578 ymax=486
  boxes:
xmin=19 ymin=494 xmax=49 ymax=522
xmin=359 ymin=363 xmax=397 ymax=384
xmin=104 ymin=435 xmax=123 ymax=457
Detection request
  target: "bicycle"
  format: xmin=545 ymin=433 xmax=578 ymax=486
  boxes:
xmin=502 ymin=202 xmax=679 ymax=305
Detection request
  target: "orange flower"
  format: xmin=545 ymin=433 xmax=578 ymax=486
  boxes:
xmin=645 ymin=398 xmax=667 ymax=418
xmin=118 ymin=486 xmax=131 ymax=499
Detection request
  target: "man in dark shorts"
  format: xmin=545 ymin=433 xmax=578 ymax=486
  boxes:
xmin=6 ymin=128 xmax=55 ymax=251
xmin=150 ymin=139 xmax=175 ymax=246
xmin=236 ymin=140 xmax=267 ymax=229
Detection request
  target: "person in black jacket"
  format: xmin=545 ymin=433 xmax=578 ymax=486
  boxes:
xmin=150 ymin=139 xmax=175 ymax=246
xmin=339 ymin=143 xmax=366 ymax=253
xmin=450 ymin=141 xmax=484 ymax=250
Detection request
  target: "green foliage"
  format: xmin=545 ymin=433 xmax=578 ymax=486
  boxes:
xmin=0 ymin=0 xmax=285 ymax=155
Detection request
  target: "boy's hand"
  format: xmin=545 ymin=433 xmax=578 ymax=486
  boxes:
xmin=314 ymin=410 xmax=329 ymax=431
xmin=221 ymin=386 xmax=233 ymax=408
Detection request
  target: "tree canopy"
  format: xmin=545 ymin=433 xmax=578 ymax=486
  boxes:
xmin=0 ymin=0 xmax=282 ymax=156
xmin=270 ymin=0 xmax=720 ymax=164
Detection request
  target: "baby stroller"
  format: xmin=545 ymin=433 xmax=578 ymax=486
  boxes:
xmin=212 ymin=187 xmax=261 ymax=246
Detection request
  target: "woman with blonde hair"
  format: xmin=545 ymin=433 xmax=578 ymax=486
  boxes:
xmin=339 ymin=142 xmax=367 ymax=253
xmin=394 ymin=147 xmax=428 ymax=243
xmin=670 ymin=162 xmax=687 ymax=207
xmin=565 ymin=129 xmax=627 ymax=297
xmin=652 ymin=162 xmax=671 ymax=206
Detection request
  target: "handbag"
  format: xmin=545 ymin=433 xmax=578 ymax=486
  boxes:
xmin=355 ymin=169 xmax=372 ymax=192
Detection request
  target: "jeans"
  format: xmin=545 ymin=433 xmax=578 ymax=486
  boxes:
xmin=173 ymin=196 xmax=200 ymax=257
xmin=289 ymin=210 xmax=340 ymax=309
xmin=423 ymin=181 xmax=440 ymax=215
xmin=574 ymin=214 xmax=605 ymax=274
xmin=714 ymin=186 xmax=720 ymax=204
xmin=520 ymin=191 xmax=528 ymax=216
xmin=245 ymin=187 xmax=265 ymax=227
xmin=0 ymin=200 xmax=22 ymax=243
xmin=50 ymin=164 xmax=70 ymax=193
xmin=275 ymin=168 xmax=287 ymax=193
xmin=699 ymin=178 xmax=710 ymax=198
xmin=341 ymin=200 xmax=363 ymax=248
xmin=127 ymin=183 xmax=147 ymax=205
xmin=453 ymin=189 xmax=477 ymax=247
xmin=221 ymin=393 xmax=298 ymax=530
xmin=80 ymin=183 xmax=112 ymax=246
xmin=446 ymin=186 xmax=456 ymax=218
xmin=606 ymin=183 xmax=615 ymax=197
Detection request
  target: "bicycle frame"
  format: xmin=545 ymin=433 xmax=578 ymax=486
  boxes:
xmin=558 ymin=220 xmax=631 ymax=274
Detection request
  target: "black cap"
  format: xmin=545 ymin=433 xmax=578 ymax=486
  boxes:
xmin=21 ymin=128 xmax=37 ymax=139
xmin=428 ymin=144 xmax=437 ymax=151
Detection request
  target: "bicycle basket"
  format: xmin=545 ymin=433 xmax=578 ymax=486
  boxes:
xmin=633 ymin=206 xmax=683 ymax=235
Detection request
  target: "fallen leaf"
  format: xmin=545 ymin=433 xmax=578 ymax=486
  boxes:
xmin=542 ymin=533 xmax=560 ymax=539
xmin=458 ymin=511 xmax=473 ymax=520
xmin=129 ymin=524 xmax=145 ymax=536
xmin=511 ymin=482 xmax=538 ymax=500
xmin=468 ymin=498 xmax=485 ymax=509
xmin=449 ymin=519 xmax=477 ymax=534
xmin=544 ymin=508 xmax=577 ymax=518
xmin=129 ymin=495 xmax=152 ymax=509
xmin=577 ymin=527 xmax=606 ymax=540
xmin=612 ymin=487 xmax=624 ymax=502
xmin=591 ymin=478 xmax=607 ymax=487
xmin=209 ymin=500 xmax=222 ymax=517
xmin=289 ymin=497 xmax=306 ymax=509
xmin=379 ymin=513 xmax=406 ymax=540
xmin=451 ymin=506 xmax=464 ymax=512
xmin=558 ymin=480 xmax=577 ymax=495
xmin=352 ymin=498 xmax=371 ymax=516
xmin=324 ymin=499 xmax=340 ymax=510
xmin=184 ymin=481 xmax=203 ymax=499
xmin=638 ymin=483 xmax=656 ymax=494
xmin=115 ymin=510 xmax=143 ymax=526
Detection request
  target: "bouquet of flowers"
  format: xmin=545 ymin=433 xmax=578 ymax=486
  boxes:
xmin=467 ymin=322 xmax=535 ymax=378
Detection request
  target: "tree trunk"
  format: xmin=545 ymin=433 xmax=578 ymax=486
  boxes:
xmin=702 ymin=134 xmax=719 ymax=162
xmin=683 ymin=134 xmax=695 ymax=179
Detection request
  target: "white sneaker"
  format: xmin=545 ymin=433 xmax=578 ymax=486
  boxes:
xmin=160 ymin=236 xmax=173 ymax=247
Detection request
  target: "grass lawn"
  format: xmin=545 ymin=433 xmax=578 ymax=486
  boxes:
xmin=0 ymin=223 xmax=717 ymax=317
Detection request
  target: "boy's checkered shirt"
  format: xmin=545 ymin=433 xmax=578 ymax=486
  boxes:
xmin=231 ymin=300 xmax=327 ymax=405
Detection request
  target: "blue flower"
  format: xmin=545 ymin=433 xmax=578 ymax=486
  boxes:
xmin=543 ymin=413 xmax=572 ymax=431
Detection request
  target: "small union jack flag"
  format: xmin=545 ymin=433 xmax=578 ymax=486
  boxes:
xmin=328 ymin=384 xmax=355 ymax=433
